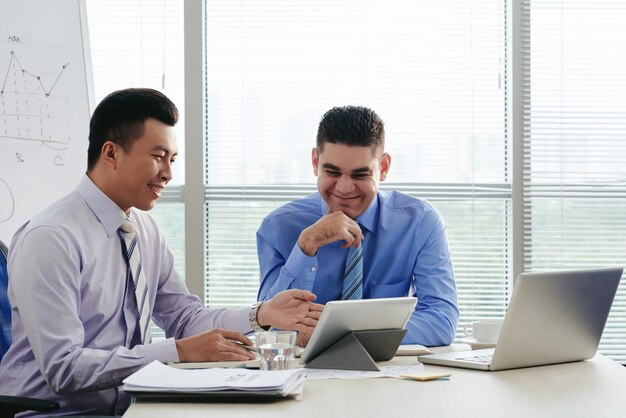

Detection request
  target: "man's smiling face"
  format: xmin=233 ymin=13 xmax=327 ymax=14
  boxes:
xmin=312 ymin=142 xmax=390 ymax=219
xmin=110 ymin=118 xmax=178 ymax=213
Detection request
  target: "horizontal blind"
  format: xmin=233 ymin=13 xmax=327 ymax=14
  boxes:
xmin=522 ymin=0 xmax=626 ymax=362
xmin=204 ymin=0 xmax=511 ymax=339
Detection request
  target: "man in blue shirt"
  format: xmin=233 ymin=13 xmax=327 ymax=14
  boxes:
xmin=257 ymin=106 xmax=459 ymax=346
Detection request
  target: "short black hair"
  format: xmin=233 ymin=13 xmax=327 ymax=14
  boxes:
xmin=87 ymin=88 xmax=179 ymax=171
xmin=316 ymin=106 xmax=385 ymax=152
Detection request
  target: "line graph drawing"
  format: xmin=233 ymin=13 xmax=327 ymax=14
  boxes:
xmin=0 ymin=50 xmax=71 ymax=152
xmin=1 ymin=51 xmax=69 ymax=97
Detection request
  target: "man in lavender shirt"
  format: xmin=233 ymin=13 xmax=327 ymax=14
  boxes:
xmin=0 ymin=88 xmax=322 ymax=417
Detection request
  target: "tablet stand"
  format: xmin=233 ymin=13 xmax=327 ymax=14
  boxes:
xmin=305 ymin=328 xmax=407 ymax=372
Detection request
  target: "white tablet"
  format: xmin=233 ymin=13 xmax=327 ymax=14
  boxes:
xmin=299 ymin=296 xmax=417 ymax=364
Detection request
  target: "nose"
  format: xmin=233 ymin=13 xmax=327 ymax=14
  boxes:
xmin=335 ymin=175 xmax=355 ymax=194
xmin=160 ymin=160 xmax=173 ymax=183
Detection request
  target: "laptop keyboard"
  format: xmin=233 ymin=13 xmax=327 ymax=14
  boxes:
xmin=456 ymin=354 xmax=493 ymax=364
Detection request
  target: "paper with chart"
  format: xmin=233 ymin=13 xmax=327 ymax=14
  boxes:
xmin=0 ymin=0 xmax=92 ymax=243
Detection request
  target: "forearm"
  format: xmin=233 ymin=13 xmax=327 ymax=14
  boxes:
xmin=407 ymin=210 xmax=459 ymax=346
xmin=257 ymin=235 xmax=317 ymax=301
xmin=152 ymin=282 xmax=252 ymax=338
xmin=42 ymin=339 xmax=178 ymax=394
xmin=403 ymin=304 xmax=459 ymax=346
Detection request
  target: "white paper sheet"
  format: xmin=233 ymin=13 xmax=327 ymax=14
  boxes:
xmin=304 ymin=364 xmax=425 ymax=380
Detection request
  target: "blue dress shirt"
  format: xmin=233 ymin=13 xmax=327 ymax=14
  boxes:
xmin=257 ymin=191 xmax=459 ymax=346
xmin=0 ymin=175 xmax=252 ymax=417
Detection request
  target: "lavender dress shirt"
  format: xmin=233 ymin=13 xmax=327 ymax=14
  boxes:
xmin=0 ymin=175 xmax=251 ymax=416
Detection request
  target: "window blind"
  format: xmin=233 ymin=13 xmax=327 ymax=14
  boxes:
xmin=522 ymin=0 xmax=626 ymax=362
xmin=203 ymin=0 xmax=512 ymax=337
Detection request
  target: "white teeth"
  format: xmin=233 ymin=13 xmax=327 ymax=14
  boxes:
xmin=148 ymin=185 xmax=162 ymax=197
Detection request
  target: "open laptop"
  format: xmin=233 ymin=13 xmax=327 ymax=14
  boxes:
xmin=418 ymin=267 xmax=622 ymax=371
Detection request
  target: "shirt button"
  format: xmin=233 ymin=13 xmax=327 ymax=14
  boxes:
xmin=310 ymin=266 xmax=317 ymax=272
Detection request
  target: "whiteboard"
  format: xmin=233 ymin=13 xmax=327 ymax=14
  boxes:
xmin=0 ymin=0 xmax=93 ymax=243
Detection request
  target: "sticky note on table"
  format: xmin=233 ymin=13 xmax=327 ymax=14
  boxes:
xmin=400 ymin=372 xmax=451 ymax=381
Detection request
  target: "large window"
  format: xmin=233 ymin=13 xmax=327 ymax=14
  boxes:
xmin=522 ymin=0 xmax=626 ymax=362
xmin=87 ymin=0 xmax=626 ymax=362
xmin=203 ymin=0 xmax=511 ymax=332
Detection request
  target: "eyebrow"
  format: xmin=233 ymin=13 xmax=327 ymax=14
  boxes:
xmin=322 ymin=163 xmax=371 ymax=174
xmin=322 ymin=163 xmax=341 ymax=171
xmin=152 ymin=145 xmax=178 ymax=157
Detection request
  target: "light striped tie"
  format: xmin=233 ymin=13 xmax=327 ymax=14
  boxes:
xmin=119 ymin=218 xmax=151 ymax=344
xmin=342 ymin=243 xmax=363 ymax=300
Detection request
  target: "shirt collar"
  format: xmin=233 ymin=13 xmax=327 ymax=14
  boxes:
xmin=77 ymin=174 xmax=128 ymax=237
xmin=318 ymin=192 xmax=380 ymax=234
xmin=355 ymin=194 xmax=379 ymax=234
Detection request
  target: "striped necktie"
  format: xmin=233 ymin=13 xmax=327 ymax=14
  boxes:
xmin=119 ymin=218 xmax=151 ymax=344
xmin=342 ymin=243 xmax=363 ymax=300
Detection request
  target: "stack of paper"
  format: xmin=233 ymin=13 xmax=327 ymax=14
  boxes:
xmin=123 ymin=361 xmax=305 ymax=399
xmin=395 ymin=344 xmax=432 ymax=356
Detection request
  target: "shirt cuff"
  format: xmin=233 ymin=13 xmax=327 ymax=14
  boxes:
xmin=283 ymin=243 xmax=318 ymax=286
xmin=224 ymin=306 xmax=255 ymax=334
xmin=143 ymin=338 xmax=180 ymax=364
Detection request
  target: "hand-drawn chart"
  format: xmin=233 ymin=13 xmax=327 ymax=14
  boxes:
xmin=1 ymin=50 xmax=71 ymax=154
xmin=0 ymin=0 xmax=92 ymax=243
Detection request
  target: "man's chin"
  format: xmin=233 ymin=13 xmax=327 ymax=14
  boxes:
xmin=343 ymin=209 xmax=363 ymax=219
xmin=327 ymin=205 xmax=363 ymax=219
xmin=135 ymin=201 xmax=156 ymax=212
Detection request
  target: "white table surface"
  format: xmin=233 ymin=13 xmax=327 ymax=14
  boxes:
xmin=123 ymin=354 xmax=626 ymax=418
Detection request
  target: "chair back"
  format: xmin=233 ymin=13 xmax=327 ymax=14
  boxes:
xmin=0 ymin=239 xmax=11 ymax=361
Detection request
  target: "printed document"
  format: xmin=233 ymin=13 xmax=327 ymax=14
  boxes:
xmin=123 ymin=361 xmax=304 ymax=396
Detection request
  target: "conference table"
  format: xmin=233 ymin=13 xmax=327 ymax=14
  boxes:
xmin=123 ymin=354 xmax=626 ymax=418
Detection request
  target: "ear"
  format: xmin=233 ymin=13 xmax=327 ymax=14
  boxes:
xmin=311 ymin=147 xmax=320 ymax=176
xmin=101 ymin=141 xmax=119 ymax=169
xmin=379 ymin=152 xmax=391 ymax=181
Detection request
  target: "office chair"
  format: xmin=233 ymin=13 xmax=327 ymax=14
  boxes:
xmin=0 ymin=239 xmax=60 ymax=417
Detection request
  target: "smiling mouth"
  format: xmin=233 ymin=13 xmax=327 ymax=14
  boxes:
xmin=148 ymin=184 xmax=164 ymax=197
xmin=331 ymin=193 xmax=360 ymax=203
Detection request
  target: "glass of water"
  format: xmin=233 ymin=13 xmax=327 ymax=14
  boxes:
xmin=255 ymin=331 xmax=297 ymax=371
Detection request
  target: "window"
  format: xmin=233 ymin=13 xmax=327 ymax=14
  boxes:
xmin=202 ymin=0 xmax=511 ymax=335
xmin=87 ymin=0 xmax=626 ymax=362
xmin=521 ymin=0 xmax=626 ymax=362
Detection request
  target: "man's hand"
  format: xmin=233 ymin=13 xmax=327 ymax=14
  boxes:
xmin=258 ymin=289 xmax=324 ymax=347
xmin=175 ymin=329 xmax=256 ymax=362
xmin=297 ymin=211 xmax=364 ymax=256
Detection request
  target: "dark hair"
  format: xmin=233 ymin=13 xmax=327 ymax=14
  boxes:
xmin=87 ymin=88 xmax=179 ymax=171
xmin=316 ymin=106 xmax=385 ymax=152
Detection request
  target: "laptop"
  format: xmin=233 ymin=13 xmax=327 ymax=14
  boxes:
xmin=418 ymin=267 xmax=622 ymax=371
xmin=300 ymin=297 xmax=417 ymax=364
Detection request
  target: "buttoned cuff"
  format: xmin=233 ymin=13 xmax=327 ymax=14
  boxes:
xmin=143 ymin=338 xmax=180 ymax=364
xmin=284 ymin=243 xmax=318 ymax=287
